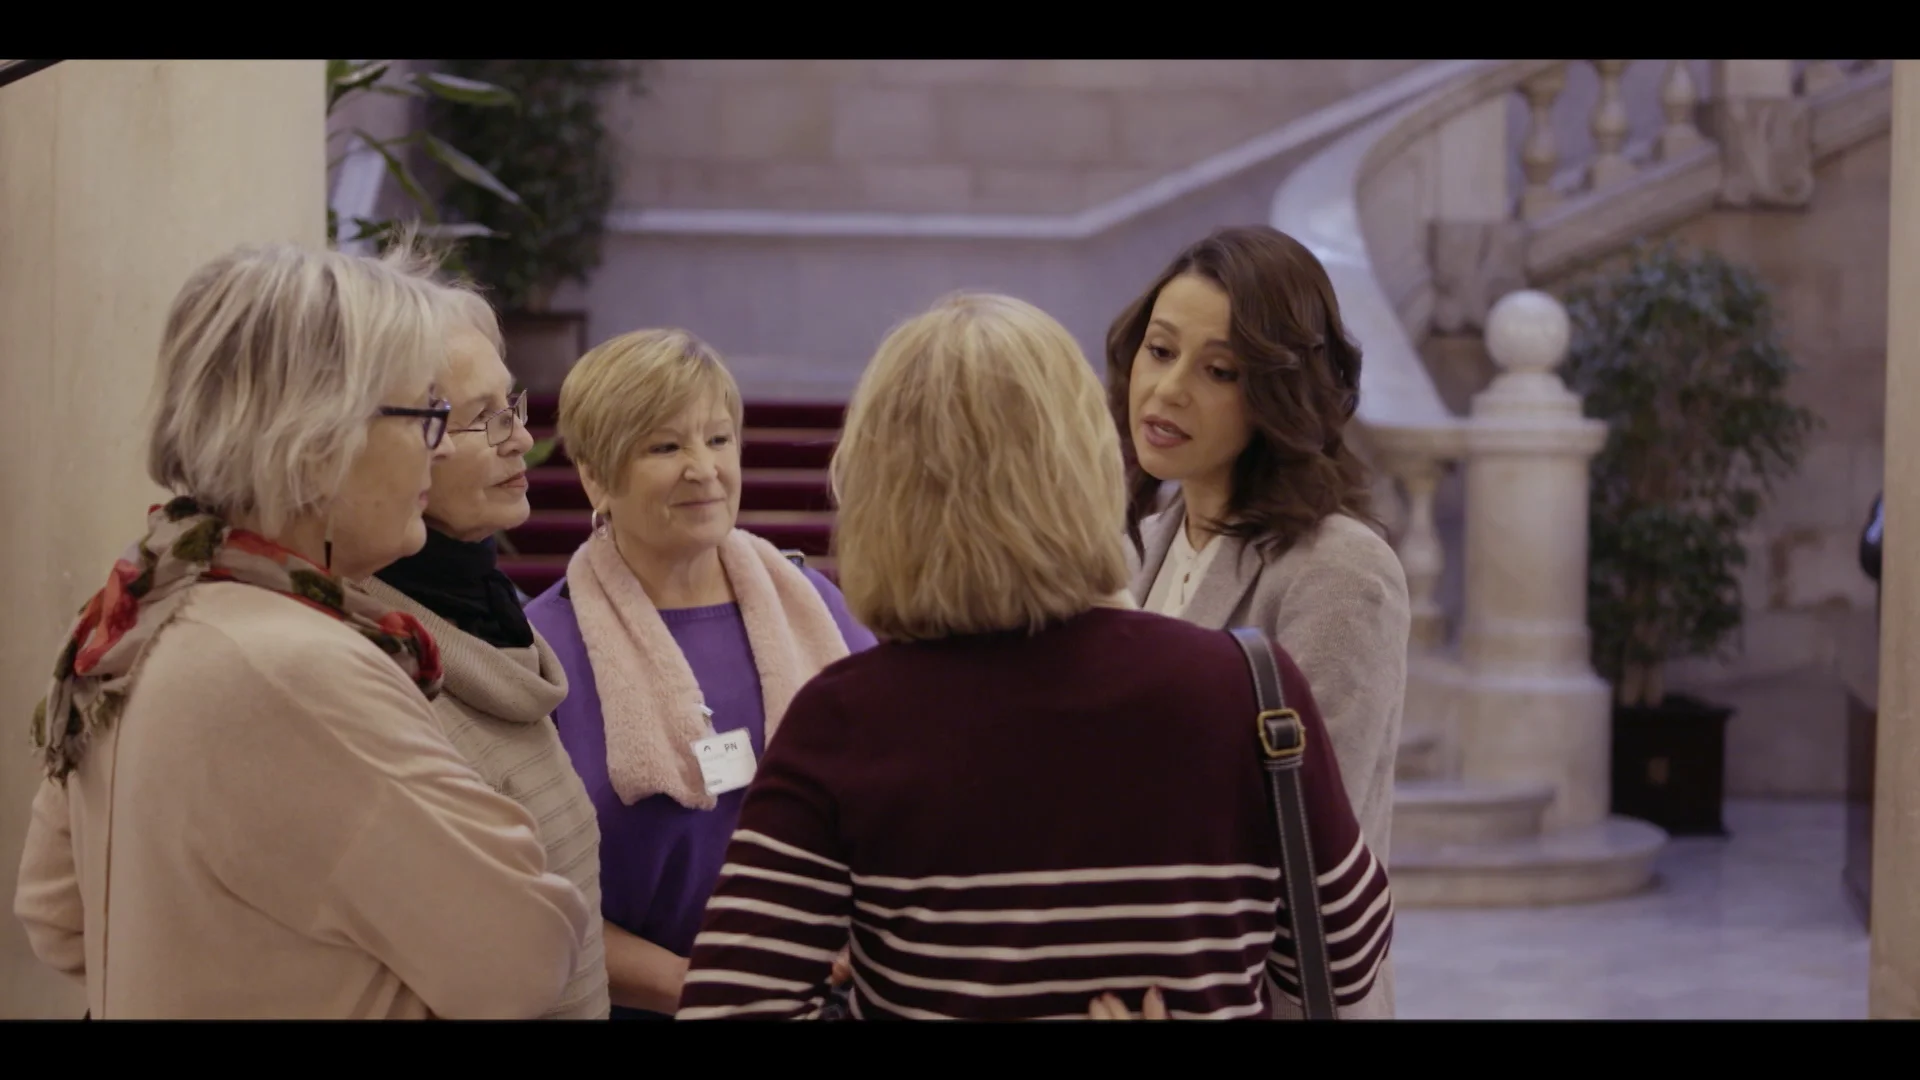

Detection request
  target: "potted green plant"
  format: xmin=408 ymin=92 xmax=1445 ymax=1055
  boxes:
xmin=1561 ymin=242 xmax=1818 ymax=837
xmin=325 ymin=59 xmax=525 ymax=263
xmin=425 ymin=60 xmax=643 ymax=393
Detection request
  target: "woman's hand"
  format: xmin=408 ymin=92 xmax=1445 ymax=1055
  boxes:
xmin=829 ymin=947 xmax=853 ymax=987
xmin=1088 ymin=987 xmax=1168 ymax=1020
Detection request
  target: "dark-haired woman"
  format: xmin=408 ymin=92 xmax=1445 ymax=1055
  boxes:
xmin=1107 ymin=224 xmax=1409 ymax=1019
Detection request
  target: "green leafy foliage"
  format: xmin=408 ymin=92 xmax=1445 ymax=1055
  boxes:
xmin=425 ymin=60 xmax=644 ymax=312
xmin=524 ymin=437 xmax=560 ymax=469
xmin=324 ymin=60 xmax=524 ymax=272
xmin=1562 ymin=242 xmax=1818 ymax=707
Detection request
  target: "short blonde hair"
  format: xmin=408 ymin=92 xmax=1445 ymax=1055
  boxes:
xmin=831 ymin=292 xmax=1130 ymax=641
xmin=557 ymin=328 xmax=743 ymax=494
xmin=146 ymin=239 xmax=458 ymax=535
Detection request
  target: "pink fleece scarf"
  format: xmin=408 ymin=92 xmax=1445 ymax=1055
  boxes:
xmin=566 ymin=528 xmax=850 ymax=810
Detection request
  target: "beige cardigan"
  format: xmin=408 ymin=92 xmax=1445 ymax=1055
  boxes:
xmin=359 ymin=578 xmax=611 ymax=1020
xmin=1130 ymin=495 xmax=1410 ymax=1020
xmin=12 ymin=581 xmax=592 ymax=1018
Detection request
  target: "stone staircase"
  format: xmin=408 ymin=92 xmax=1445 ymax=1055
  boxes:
xmin=500 ymin=395 xmax=844 ymax=597
xmin=1391 ymin=726 xmax=1667 ymax=907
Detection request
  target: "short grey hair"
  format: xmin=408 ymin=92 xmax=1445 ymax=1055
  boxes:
xmin=146 ymin=239 xmax=459 ymax=535
xmin=441 ymin=281 xmax=505 ymax=356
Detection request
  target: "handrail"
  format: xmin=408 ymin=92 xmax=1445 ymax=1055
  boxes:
xmin=1268 ymin=62 xmax=1562 ymax=436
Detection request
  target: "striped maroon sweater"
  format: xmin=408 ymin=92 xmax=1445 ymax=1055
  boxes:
xmin=676 ymin=607 xmax=1392 ymax=1020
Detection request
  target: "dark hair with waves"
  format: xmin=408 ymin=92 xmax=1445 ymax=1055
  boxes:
xmin=1106 ymin=224 xmax=1376 ymax=557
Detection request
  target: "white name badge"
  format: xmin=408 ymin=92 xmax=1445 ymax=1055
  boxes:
xmin=692 ymin=727 xmax=758 ymax=796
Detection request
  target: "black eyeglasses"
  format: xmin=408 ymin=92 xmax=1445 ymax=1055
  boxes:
xmin=448 ymin=389 xmax=529 ymax=448
xmin=378 ymin=397 xmax=453 ymax=450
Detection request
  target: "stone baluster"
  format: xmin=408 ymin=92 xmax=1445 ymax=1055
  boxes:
xmin=1801 ymin=60 xmax=1848 ymax=95
xmin=1453 ymin=290 xmax=1611 ymax=832
xmin=1587 ymin=60 xmax=1635 ymax=188
xmin=1519 ymin=64 xmax=1569 ymax=219
xmin=1659 ymin=60 xmax=1704 ymax=160
xmin=1713 ymin=60 xmax=1814 ymax=207
xmin=1390 ymin=455 xmax=1448 ymax=651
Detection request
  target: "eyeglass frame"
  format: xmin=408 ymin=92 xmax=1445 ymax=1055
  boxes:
xmin=446 ymin=388 xmax=529 ymax=448
xmin=378 ymin=397 xmax=453 ymax=450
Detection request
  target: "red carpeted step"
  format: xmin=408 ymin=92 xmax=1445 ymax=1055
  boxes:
xmin=524 ymin=427 xmax=839 ymax=472
xmin=504 ymin=395 xmax=845 ymax=598
xmin=505 ymin=508 xmax=836 ymax=560
xmin=526 ymin=465 xmax=831 ymax=513
xmin=741 ymin=429 xmax=838 ymax=470
xmin=507 ymin=510 xmax=593 ymax=555
xmin=498 ymin=554 xmax=570 ymax=598
xmin=741 ymin=468 xmax=834 ymax=511
xmin=524 ymin=396 xmax=844 ymax=435
xmin=743 ymin=401 xmax=846 ymax=429
xmin=526 ymin=466 xmax=591 ymax=511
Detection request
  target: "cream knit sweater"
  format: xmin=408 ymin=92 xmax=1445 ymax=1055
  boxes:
xmin=359 ymin=579 xmax=611 ymax=1020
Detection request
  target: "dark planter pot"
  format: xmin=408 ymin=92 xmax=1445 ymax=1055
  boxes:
xmin=1610 ymin=693 xmax=1733 ymax=837
xmin=502 ymin=310 xmax=590 ymax=395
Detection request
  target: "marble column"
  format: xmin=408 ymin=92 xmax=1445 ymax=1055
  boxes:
xmin=1870 ymin=58 xmax=1920 ymax=1021
xmin=1452 ymin=290 xmax=1613 ymax=833
xmin=0 ymin=60 xmax=326 ymax=1018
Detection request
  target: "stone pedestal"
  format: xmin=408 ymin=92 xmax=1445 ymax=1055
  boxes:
xmin=1454 ymin=290 xmax=1612 ymax=833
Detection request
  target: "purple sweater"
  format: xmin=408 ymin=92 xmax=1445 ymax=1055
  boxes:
xmin=525 ymin=566 xmax=876 ymax=1020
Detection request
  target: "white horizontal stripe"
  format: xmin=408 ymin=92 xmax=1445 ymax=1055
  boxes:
xmin=733 ymin=829 xmax=849 ymax=873
xmin=1328 ymin=889 xmax=1392 ymax=947
xmin=682 ymin=969 xmax=813 ymax=994
xmin=1330 ymin=901 xmax=1394 ymax=977
xmin=705 ymin=895 xmax=850 ymax=928
xmin=1339 ymin=926 xmax=1392 ymax=995
xmin=856 ymin=921 xmax=1273 ymax=964
xmin=1321 ymin=852 xmax=1380 ymax=917
xmin=853 ymin=863 xmax=1278 ymax=891
xmin=1317 ymin=835 xmax=1366 ymax=886
xmin=855 ymin=896 xmax=1274 ymax=925
xmin=720 ymin=862 xmax=852 ymax=898
xmin=678 ymin=997 xmax=814 ymax=1020
xmin=848 ymin=968 xmax=957 ymax=1020
xmin=853 ymin=937 xmax=1266 ymax=999
xmin=689 ymin=931 xmax=841 ymax=966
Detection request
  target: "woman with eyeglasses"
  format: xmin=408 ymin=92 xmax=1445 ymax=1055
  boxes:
xmin=12 ymin=240 xmax=592 ymax=1019
xmin=360 ymin=285 xmax=611 ymax=1019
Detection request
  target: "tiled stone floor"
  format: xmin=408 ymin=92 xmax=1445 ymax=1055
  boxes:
xmin=1393 ymin=799 xmax=1871 ymax=1019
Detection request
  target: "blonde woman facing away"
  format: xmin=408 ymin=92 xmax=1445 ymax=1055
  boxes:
xmin=1109 ymin=226 xmax=1410 ymax=1017
xmin=13 ymin=241 xmax=591 ymax=1019
xmin=358 ymin=282 xmax=610 ymax=1019
xmin=676 ymin=293 xmax=1392 ymax=1020
xmin=524 ymin=329 xmax=877 ymax=1020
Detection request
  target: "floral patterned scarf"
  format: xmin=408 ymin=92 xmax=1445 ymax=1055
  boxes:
xmin=30 ymin=496 xmax=444 ymax=782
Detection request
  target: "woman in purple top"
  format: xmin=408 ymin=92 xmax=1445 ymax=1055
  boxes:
xmin=525 ymin=328 xmax=876 ymax=1020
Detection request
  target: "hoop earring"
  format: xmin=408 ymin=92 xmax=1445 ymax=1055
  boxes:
xmin=590 ymin=508 xmax=609 ymax=536
xmin=323 ymin=510 xmax=335 ymax=573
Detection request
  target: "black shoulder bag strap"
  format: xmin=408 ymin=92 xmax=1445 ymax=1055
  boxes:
xmin=1230 ymin=626 xmax=1337 ymax=1020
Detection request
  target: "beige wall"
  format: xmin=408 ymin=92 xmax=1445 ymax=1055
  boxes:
xmin=0 ymin=59 xmax=326 ymax=1018
xmin=556 ymin=129 xmax=1341 ymax=400
xmin=1871 ymin=57 xmax=1919 ymax=1020
xmin=1651 ymin=134 xmax=1889 ymax=796
xmin=614 ymin=60 xmax=1426 ymax=213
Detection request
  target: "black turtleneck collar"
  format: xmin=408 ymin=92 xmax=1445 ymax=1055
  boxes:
xmin=375 ymin=527 xmax=535 ymax=650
